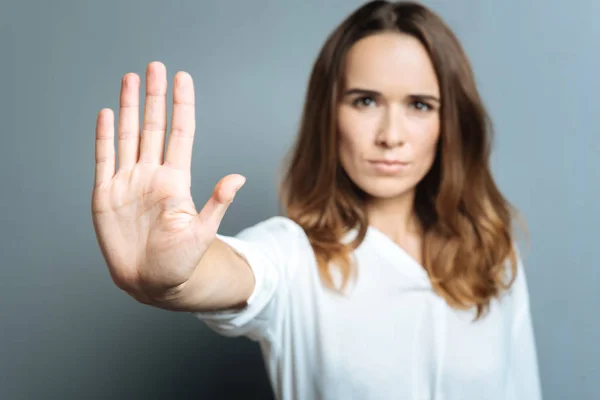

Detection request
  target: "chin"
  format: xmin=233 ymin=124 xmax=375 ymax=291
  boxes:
xmin=355 ymin=178 xmax=416 ymax=200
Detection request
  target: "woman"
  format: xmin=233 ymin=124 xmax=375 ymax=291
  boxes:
xmin=91 ymin=1 xmax=542 ymax=399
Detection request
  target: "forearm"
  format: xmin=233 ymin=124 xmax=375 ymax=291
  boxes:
xmin=149 ymin=238 xmax=255 ymax=312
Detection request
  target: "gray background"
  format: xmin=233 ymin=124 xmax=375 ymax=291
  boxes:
xmin=1 ymin=0 xmax=598 ymax=399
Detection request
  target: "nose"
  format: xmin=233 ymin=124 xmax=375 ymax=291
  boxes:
xmin=375 ymin=105 xmax=406 ymax=148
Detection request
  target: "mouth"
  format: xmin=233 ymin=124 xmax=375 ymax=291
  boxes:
xmin=368 ymin=160 xmax=409 ymax=166
xmin=367 ymin=159 xmax=410 ymax=174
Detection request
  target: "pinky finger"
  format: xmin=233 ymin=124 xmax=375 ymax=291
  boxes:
xmin=94 ymin=108 xmax=116 ymax=187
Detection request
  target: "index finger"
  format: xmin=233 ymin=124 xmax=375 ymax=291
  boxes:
xmin=164 ymin=71 xmax=196 ymax=172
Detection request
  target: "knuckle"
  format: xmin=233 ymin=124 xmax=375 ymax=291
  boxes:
xmin=142 ymin=121 xmax=166 ymax=132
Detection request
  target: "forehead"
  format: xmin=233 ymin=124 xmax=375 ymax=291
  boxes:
xmin=342 ymin=32 xmax=439 ymax=95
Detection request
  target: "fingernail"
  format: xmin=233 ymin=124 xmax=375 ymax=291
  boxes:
xmin=234 ymin=177 xmax=246 ymax=193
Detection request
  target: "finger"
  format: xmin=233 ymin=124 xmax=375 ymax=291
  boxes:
xmin=117 ymin=73 xmax=140 ymax=169
xmin=139 ymin=61 xmax=167 ymax=165
xmin=94 ymin=109 xmax=115 ymax=187
xmin=165 ymin=71 xmax=195 ymax=172
xmin=196 ymin=174 xmax=246 ymax=229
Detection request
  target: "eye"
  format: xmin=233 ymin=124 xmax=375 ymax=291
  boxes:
xmin=352 ymin=96 xmax=377 ymax=108
xmin=410 ymin=100 xmax=433 ymax=112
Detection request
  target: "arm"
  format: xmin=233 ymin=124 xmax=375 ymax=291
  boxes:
xmin=510 ymin=301 xmax=542 ymax=399
xmin=508 ymin=255 xmax=543 ymax=399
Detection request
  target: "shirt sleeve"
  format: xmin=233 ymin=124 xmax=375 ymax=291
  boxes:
xmin=190 ymin=216 xmax=303 ymax=343
xmin=508 ymin=253 xmax=543 ymax=399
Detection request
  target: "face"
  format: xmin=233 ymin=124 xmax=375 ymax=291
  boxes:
xmin=337 ymin=32 xmax=441 ymax=202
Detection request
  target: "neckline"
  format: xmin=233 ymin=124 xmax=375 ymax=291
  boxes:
xmin=365 ymin=225 xmax=431 ymax=287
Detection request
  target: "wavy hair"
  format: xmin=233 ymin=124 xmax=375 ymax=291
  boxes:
xmin=279 ymin=0 xmax=524 ymax=319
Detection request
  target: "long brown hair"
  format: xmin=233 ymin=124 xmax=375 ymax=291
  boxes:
xmin=279 ymin=0 xmax=523 ymax=319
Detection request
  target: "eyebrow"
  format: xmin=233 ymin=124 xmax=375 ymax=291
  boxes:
xmin=342 ymin=88 xmax=441 ymax=104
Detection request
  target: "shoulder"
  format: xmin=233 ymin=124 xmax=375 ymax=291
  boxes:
xmin=225 ymin=216 xmax=313 ymax=269
xmin=497 ymin=243 xmax=533 ymax=322
xmin=234 ymin=216 xmax=308 ymax=244
xmin=506 ymin=245 xmax=531 ymax=302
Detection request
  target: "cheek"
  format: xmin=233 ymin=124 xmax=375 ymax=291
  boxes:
xmin=337 ymin=111 xmax=374 ymax=166
xmin=412 ymin=118 xmax=440 ymax=162
xmin=338 ymin=134 xmax=363 ymax=174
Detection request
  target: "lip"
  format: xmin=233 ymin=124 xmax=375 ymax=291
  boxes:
xmin=369 ymin=159 xmax=409 ymax=165
xmin=368 ymin=160 xmax=410 ymax=174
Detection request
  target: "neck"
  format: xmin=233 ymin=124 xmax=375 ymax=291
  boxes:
xmin=366 ymin=190 xmax=422 ymax=242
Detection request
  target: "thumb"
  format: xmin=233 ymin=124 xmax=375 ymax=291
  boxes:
xmin=195 ymin=174 xmax=246 ymax=231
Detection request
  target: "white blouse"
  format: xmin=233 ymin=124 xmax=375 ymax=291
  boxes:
xmin=193 ymin=216 xmax=542 ymax=400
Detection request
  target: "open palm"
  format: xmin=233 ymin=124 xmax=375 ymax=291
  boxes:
xmin=91 ymin=62 xmax=245 ymax=302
